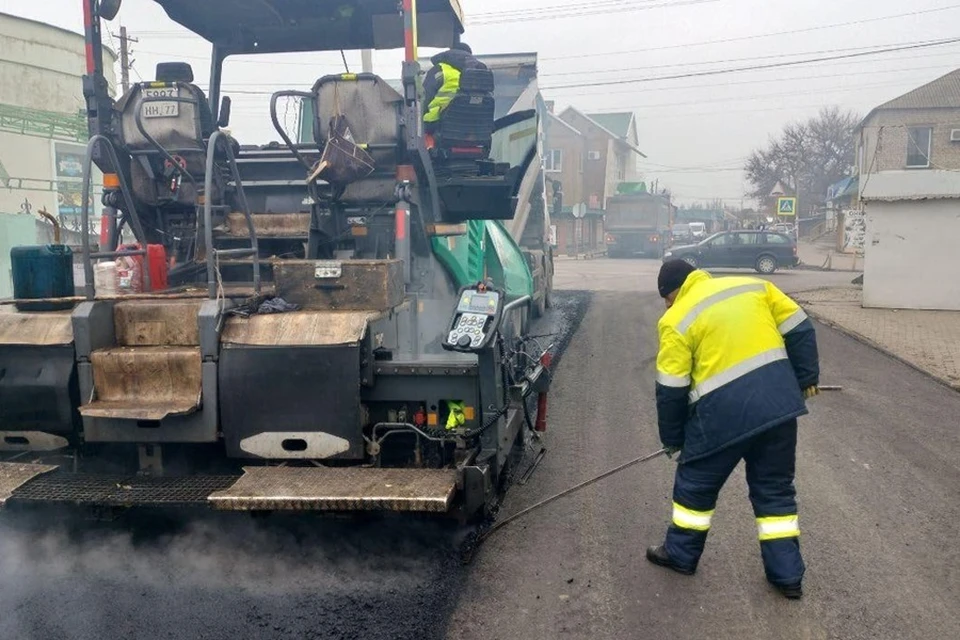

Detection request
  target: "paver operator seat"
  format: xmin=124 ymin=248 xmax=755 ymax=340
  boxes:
xmin=115 ymin=62 xmax=223 ymax=208
xmin=430 ymin=67 xmax=497 ymax=170
xmin=306 ymin=73 xmax=404 ymax=258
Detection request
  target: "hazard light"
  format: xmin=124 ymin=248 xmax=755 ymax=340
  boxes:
xmin=605 ymin=234 xmax=615 ymax=244
xmin=649 ymin=235 xmax=659 ymax=243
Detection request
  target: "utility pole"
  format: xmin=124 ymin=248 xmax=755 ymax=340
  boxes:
xmin=114 ymin=26 xmax=138 ymax=94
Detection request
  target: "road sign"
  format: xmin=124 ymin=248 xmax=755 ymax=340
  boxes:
xmin=777 ymin=197 xmax=797 ymax=216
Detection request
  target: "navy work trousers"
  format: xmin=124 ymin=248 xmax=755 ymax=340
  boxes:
xmin=664 ymin=419 xmax=804 ymax=586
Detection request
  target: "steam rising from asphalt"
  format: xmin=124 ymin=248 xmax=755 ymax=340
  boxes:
xmin=0 ymin=512 xmax=447 ymax=592
xmin=0 ymin=511 xmax=464 ymax=640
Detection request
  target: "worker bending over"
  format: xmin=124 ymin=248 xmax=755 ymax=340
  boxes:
xmin=647 ymin=260 xmax=820 ymax=599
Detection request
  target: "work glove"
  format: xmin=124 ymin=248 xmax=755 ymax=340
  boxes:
xmin=802 ymin=385 xmax=820 ymax=400
xmin=664 ymin=446 xmax=681 ymax=461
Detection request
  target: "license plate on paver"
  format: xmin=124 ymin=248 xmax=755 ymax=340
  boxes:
xmin=142 ymin=86 xmax=180 ymax=118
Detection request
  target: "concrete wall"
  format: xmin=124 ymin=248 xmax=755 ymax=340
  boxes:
xmin=863 ymin=199 xmax=960 ymax=310
xmin=0 ymin=13 xmax=116 ymax=298
xmin=859 ymin=108 xmax=960 ymax=174
xmin=0 ymin=12 xmax=117 ymax=112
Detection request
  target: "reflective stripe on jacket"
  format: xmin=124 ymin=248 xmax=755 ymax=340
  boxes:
xmin=655 ymin=270 xmax=819 ymax=462
xmin=423 ymin=62 xmax=461 ymax=123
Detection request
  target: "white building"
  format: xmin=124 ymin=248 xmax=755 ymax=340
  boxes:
xmin=0 ymin=11 xmax=117 ymax=296
xmin=857 ymin=69 xmax=960 ymax=311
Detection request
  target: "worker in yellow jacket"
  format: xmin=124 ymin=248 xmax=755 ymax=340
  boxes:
xmin=422 ymin=42 xmax=486 ymax=133
xmin=647 ymin=259 xmax=820 ymax=600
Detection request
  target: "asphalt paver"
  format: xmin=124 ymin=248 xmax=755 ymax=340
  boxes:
xmin=0 ymin=292 xmax=590 ymax=640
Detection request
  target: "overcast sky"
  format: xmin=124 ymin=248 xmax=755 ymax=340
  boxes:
xmin=3 ymin=0 xmax=958 ymax=206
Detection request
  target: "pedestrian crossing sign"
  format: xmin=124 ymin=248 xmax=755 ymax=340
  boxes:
xmin=777 ymin=197 xmax=797 ymax=216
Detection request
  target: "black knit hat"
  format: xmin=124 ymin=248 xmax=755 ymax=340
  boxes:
xmin=658 ymin=259 xmax=696 ymax=298
xmin=452 ymin=42 xmax=473 ymax=54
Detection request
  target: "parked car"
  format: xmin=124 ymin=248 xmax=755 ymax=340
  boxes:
xmin=688 ymin=222 xmax=707 ymax=240
xmin=662 ymin=230 xmax=799 ymax=274
xmin=670 ymin=223 xmax=692 ymax=245
xmin=769 ymin=222 xmax=796 ymax=237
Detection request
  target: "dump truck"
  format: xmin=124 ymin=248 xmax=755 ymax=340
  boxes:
xmin=0 ymin=0 xmax=554 ymax=521
xmin=604 ymin=185 xmax=673 ymax=258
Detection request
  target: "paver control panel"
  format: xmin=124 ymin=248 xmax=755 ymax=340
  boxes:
xmin=442 ymin=285 xmax=504 ymax=353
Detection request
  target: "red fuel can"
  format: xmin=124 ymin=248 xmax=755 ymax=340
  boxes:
xmin=118 ymin=243 xmax=169 ymax=292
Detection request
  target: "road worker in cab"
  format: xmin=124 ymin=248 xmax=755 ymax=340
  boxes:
xmin=647 ymin=259 xmax=820 ymax=599
xmin=422 ymin=42 xmax=487 ymax=146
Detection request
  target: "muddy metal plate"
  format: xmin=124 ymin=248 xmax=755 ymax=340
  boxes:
xmin=0 ymin=462 xmax=58 ymax=507
xmin=7 ymin=472 xmax=240 ymax=507
xmin=208 ymin=467 xmax=459 ymax=513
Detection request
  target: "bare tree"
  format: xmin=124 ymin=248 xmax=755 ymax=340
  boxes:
xmin=745 ymin=107 xmax=859 ymax=213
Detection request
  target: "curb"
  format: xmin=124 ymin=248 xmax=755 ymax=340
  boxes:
xmin=794 ymin=263 xmax=862 ymax=273
xmin=803 ymin=308 xmax=960 ymax=394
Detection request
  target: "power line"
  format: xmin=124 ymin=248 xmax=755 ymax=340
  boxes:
xmin=580 ymin=77 xmax=926 ymax=114
xmin=468 ymin=0 xmax=718 ymax=24
xmin=175 ymin=44 xmax=960 ymax=90
xmin=541 ymin=4 xmax=960 ymax=60
xmin=545 ymin=37 xmax=960 ymax=78
xmin=188 ymin=43 xmax=960 ymax=99
xmin=546 ymin=56 xmax=960 ymax=98
xmin=473 ymin=0 xmax=679 ymax=17
xmin=542 ymin=37 xmax=960 ymax=90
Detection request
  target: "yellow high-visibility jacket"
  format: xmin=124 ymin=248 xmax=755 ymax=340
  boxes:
xmin=423 ymin=61 xmax=461 ymax=124
xmin=655 ymin=270 xmax=819 ymax=462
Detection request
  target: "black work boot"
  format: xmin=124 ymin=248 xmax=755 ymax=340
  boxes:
xmin=773 ymin=582 xmax=803 ymax=600
xmin=645 ymin=545 xmax=695 ymax=576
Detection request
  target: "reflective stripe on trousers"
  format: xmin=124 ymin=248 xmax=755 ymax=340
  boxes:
xmin=672 ymin=502 xmax=714 ymax=531
xmin=757 ymin=514 xmax=800 ymax=541
xmin=688 ymin=347 xmax=788 ymax=403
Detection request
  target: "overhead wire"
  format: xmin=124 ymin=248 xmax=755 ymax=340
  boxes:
xmin=180 ymin=41 xmax=960 ymax=99
xmin=546 ymin=54 xmax=960 ymax=97
xmin=542 ymin=37 xmax=960 ymax=90
xmin=540 ymin=4 xmax=960 ymax=60
xmin=580 ymin=77 xmax=930 ymax=114
xmin=545 ymin=37 xmax=960 ymax=78
xmin=467 ymin=0 xmax=719 ymax=24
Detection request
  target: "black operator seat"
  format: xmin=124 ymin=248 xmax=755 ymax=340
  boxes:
xmin=155 ymin=62 xmax=216 ymax=139
xmin=310 ymin=73 xmax=404 ymax=203
xmin=115 ymin=61 xmax=224 ymax=206
xmin=433 ymin=67 xmax=497 ymax=162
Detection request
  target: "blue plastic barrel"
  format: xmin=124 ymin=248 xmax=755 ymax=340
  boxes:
xmin=10 ymin=245 xmax=76 ymax=311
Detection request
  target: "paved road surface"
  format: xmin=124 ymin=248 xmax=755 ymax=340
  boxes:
xmin=553 ymin=257 xmax=857 ymax=294
xmin=447 ymin=260 xmax=960 ymax=639
xmin=3 ymin=260 xmax=957 ymax=639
